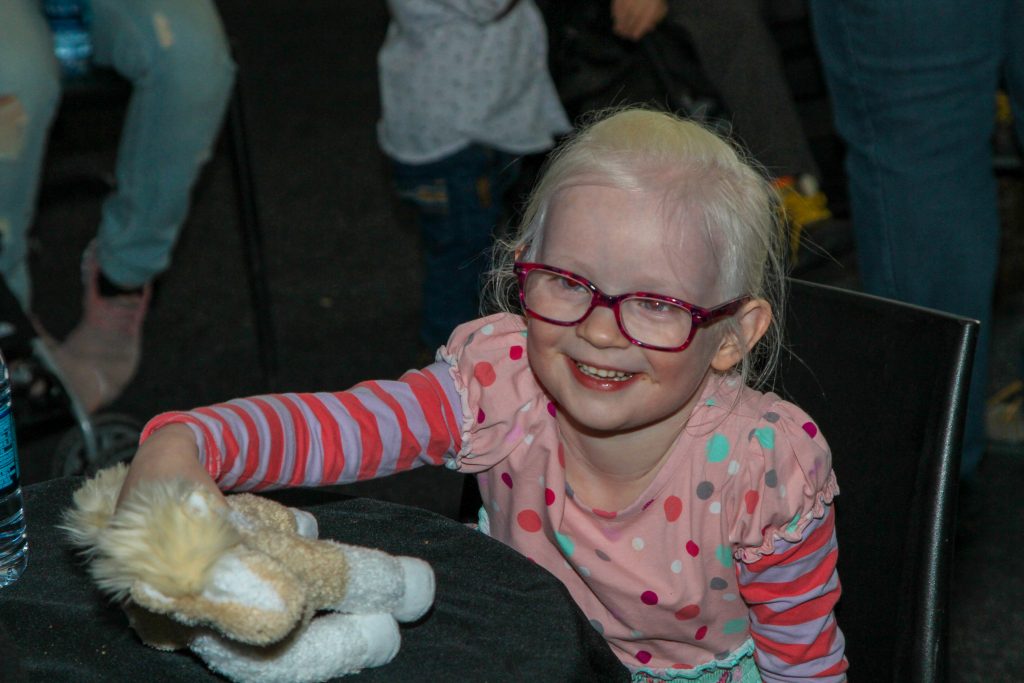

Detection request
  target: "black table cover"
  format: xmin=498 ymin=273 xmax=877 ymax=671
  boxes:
xmin=0 ymin=477 xmax=628 ymax=682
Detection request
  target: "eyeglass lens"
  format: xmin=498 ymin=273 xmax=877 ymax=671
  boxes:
xmin=522 ymin=269 xmax=693 ymax=348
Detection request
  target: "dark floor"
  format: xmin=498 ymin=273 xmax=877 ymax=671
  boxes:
xmin=10 ymin=1 xmax=1024 ymax=680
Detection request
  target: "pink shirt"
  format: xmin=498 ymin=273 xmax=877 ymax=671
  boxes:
xmin=442 ymin=314 xmax=841 ymax=674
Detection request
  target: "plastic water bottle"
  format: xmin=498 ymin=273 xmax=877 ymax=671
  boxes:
xmin=0 ymin=350 xmax=27 ymax=587
xmin=43 ymin=0 xmax=94 ymax=78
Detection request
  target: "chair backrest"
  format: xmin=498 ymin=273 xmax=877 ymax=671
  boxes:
xmin=774 ymin=279 xmax=977 ymax=683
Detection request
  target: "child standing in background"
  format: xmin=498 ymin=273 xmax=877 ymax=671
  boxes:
xmin=124 ymin=109 xmax=847 ymax=681
xmin=376 ymin=0 xmax=571 ymax=353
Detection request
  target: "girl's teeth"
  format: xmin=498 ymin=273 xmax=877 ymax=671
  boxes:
xmin=576 ymin=362 xmax=633 ymax=381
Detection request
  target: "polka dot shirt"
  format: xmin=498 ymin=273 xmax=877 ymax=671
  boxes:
xmin=441 ymin=313 xmax=839 ymax=675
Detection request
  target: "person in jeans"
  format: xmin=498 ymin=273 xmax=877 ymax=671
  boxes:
xmin=809 ymin=0 xmax=1023 ymax=477
xmin=0 ymin=0 xmax=235 ymax=412
xmin=377 ymin=0 xmax=571 ymax=353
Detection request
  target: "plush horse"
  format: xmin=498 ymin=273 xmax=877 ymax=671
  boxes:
xmin=62 ymin=464 xmax=435 ymax=683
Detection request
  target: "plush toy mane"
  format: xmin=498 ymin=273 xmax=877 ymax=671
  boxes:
xmin=62 ymin=464 xmax=241 ymax=600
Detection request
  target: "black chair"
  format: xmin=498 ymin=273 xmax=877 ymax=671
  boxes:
xmin=775 ymin=279 xmax=977 ymax=682
xmin=53 ymin=48 xmax=278 ymax=391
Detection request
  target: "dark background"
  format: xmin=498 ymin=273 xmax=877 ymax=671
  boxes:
xmin=10 ymin=1 xmax=1024 ymax=680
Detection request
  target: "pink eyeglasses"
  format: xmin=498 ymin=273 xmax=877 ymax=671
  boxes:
xmin=514 ymin=262 xmax=749 ymax=352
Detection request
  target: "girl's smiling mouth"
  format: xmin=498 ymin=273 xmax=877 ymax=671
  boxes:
xmin=575 ymin=361 xmax=633 ymax=381
xmin=567 ymin=357 xmax=638 ymax=390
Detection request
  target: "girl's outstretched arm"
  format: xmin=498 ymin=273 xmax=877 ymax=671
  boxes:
xmin=737 ymin=504 xmax=848 ymax=681
xmin=128 ymin=363 xmax=463 ymax=494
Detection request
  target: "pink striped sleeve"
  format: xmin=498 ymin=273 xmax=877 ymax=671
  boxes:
xmin=336 ymin=389 xmax=385 ymax=481
xmin=138 ymin=363 xmax=462 ymax=491
xmin=364 ymin=382 xmax=426 ymax=472
xmin=249 ymin=396 xmax=287 ymax=488
xmin=737 ymin=504 xmax=848 ymax=682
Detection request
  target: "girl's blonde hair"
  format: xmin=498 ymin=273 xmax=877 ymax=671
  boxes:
xmin=487 ymin=107 xmax=786 ymax=388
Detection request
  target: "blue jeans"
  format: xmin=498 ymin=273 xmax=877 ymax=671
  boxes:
xmin=0 ymin=0 xmax=235 ymax=307
xmin=809 ymin=0 xmax=1024 ymax=478
xmin=392 ymin=144 xmax=521 ymax=351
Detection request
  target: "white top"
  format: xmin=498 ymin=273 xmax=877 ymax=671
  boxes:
xmin=377 ymin=0 xmax=571 ymax=164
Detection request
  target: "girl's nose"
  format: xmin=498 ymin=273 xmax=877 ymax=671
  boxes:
xmin=575 ymin=305 xmax=631 ymax=349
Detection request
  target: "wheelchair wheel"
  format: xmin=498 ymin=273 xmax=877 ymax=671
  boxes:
xmin=50 ymin=412 xmax=144 ymax=478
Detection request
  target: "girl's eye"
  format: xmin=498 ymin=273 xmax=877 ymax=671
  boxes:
xmin=629 ymin=298 xmax=687 ymax=320
xmin=638 ymin=299 xmax=672 ymax=313
xmin=556 ymin=275 xmax=589 ymax=293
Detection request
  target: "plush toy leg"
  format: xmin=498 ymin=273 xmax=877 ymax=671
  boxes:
xmin=328 ymin=545 xmax=435 ymax=623
xmin=190 ymin=613 xmax=401 ymax=683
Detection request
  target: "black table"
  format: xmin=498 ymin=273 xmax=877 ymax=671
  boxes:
xmin=0 ymin=477 xmax=628 ymax=682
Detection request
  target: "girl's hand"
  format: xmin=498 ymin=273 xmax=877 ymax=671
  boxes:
xmin=117 ymin=423 xmax=226 ymax=509
xmin=611 ymin=0 xmax=668 ymax=41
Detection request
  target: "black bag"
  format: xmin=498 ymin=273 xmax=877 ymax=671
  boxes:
xmin=539 ymin=0 xmax=726 ymax=125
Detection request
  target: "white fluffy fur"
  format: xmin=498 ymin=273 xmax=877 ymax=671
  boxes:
xmin=190 ymin=613 xmax=400 ymax=683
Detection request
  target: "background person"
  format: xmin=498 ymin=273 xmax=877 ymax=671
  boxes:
xmin=0 ymin=0 xmax=235 ymax=412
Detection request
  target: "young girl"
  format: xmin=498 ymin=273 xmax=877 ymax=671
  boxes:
xmin=123 ymin=108 xmax=848 ymax=681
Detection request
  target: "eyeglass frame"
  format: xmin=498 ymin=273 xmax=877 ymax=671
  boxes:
xmin=513 ymin=261 xmax=750 ymax=352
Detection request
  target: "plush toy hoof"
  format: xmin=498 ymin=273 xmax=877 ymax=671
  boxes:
xmin=392 ymin=557 xmax=435 ymax=622
xmin=356 ymin=613 xmax=401 ymax=668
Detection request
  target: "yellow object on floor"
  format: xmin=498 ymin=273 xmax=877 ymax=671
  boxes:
xmin=996 ymin=90 xmax=1013 ymax=125
xmin=775 ymin=175 xmax=833 ymax=260
xmin=987 ymin=379 xmax=1024 ymax=446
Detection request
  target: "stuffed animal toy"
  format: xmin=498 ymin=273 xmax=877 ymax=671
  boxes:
xmin=62 ymin=464 xmax=435 ymax=683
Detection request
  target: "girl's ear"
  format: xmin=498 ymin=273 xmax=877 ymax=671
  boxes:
xmin=710 ymin=298 xmax=773 ymax=372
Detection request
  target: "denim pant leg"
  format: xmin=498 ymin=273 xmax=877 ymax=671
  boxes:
xmin=0 ymin=1 xmax=63 ymax=308
xmin=90 ymin=0 xmax=235 ymax=288
xmin=809 ymin=0 xmax=1004 ymax=478
xmin=392 ymin=145 xmax=521 ymax=351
